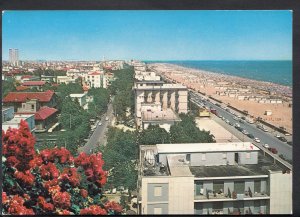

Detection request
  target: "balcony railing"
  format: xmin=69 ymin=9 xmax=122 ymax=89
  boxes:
xmin=194 ymin=190 xmax=269 ymax=201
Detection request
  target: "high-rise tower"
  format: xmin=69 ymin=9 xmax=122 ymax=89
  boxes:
xmin=9 ymin=48 xmax=19 ymax=66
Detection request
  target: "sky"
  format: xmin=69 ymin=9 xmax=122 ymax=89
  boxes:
xmin=2 ymin=10 xmax=292 ymax=61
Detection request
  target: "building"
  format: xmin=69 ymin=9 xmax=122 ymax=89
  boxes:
xmin=34 ymin=106 xmax=58 ymax=131
xmin=137 ymin=142 xmax=292 ymax=215
xmin=84 ymin=71 xmax=104 ymax=88
xmin=9 ymin=48 xmax=19 ymax=66
xmin=3 ymin=90 xmax=57 ymax=112
xmin=69 ymin=93 xmax=88 ymax=109
xmin=2 ymin=107 xmax=35 ymax=132
xmin=57 ymin=76 xmax=76 ymax=84
xmin=22 ymin=81 xmax=47 ymax=91
xmin=134 ymin=80 xmax=188 ymax=129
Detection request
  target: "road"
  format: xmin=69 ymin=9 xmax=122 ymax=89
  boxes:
xmin=190 ymin=91 xmax=293 ymax=161
xmin=78 ymin=103 xmax=114 ymax=154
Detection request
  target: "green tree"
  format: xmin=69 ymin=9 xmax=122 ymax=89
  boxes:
xmin=2 ymin=80 xmax=16 ymax=98
xmin=139 ymin=125 xmax=171 ymax=145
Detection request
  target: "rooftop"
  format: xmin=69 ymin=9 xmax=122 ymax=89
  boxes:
xmin=70 ymin=93 xmax=86 ymax=98
xmin=3 ymin=90 xmax=55 ymax=103
xmin=156 ymin=142 xmax=259 ymax=154
xmin=134 ymin=83 xmax=187 ymax=90
xmin=35 ymin=106 xmax=58 ymax=120
xmin=190 ymin=152 xmax=287 ymax=177
xmin=22 ymin=81 xmax=46 ymax=86
xmin=142 ymin=108 xmax=181 ymax=122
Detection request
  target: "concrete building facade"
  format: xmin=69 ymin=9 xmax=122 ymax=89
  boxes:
xmin=137 ymin=143 xmax=292 ymax=215
xmin=9 ymin=48 xmax=19 ymax=66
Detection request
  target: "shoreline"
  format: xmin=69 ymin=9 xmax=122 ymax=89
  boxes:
xmin=151 ymin=63 xmax=292 ymax=98
xmin=148 ymin=63 xmax=292 ymax=133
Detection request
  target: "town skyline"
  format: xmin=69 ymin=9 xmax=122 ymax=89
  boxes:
xmin=3 ymin=10 xmax=292 ymax=61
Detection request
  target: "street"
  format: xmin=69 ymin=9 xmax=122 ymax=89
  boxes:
xmin=78 ymin=103 xmax=114 ymax=154
xmin=190 ymin=91 xmax=293 ymax=161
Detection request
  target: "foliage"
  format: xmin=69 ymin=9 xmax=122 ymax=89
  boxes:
xmin=56 ymin=83 xmax=83 ymax=111
xmin=109 ymin=66 xmax=135 ymax=121
xmin=170 ymin=113 xmax=215 ymax=143
xmin=2 ymin=80 xmax=16 ymax=98
xmin=87 ymin=88 xmax=110 ymax=117
xmin=102 ymin=128 xmax=138 ymax=191
xmin=2 ymin=121 xmax=123 ymax=215
xmin=138 ymin=125 xmax=171 ymax=145
xmin=57 ymin=97 xmax=90 ymax=155
xmin=33 ymin=68 xmax=67 ymax=78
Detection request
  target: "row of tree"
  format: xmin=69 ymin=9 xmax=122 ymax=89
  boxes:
xmin=109 ymin=66 xmax=135 ymax=121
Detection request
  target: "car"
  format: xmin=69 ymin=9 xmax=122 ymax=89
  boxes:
xmin=254 ymin=137 xmax=261 ymax=143
xmin=229 ymin=122 xmax=234 ymax=126
xmin=268 ymin=147 xmax=278 ymax=154
xmin=235 ymin=123 xmax=240 ymax=128
xmin=242 ymin=130 xmax=249 ymax=135
xmin=287 ymin=141 xmax=293 ymax=146
xmin=239 ymin=119 xmax=245 ymax=124
xmin=98 ymin=122 xmax=102 ymax=126
xmin=237 ymin=115 xmax=241 ymax=119
xmin=222 ymin=117 xmax=226 ymax=121
xmin=247 ymin=134 xmax=255 ymax=139
xmin=278 ymin=137 xmax=287 ymax=142
xmin=236 ymin=127 xmax=242 ymax=132
xmin=262 ymin=127 xmax=268 ymax=132
xmin=263 ymin=143 xmax=270 ymax=148
xmin=218 ymin=115 xmax=223 ymax=118
xmin=105 ymin=117 xmax=109 ymax=121
xmin=233 ymin=116 xmax=238 ymax=121
xmin=275 ymin=134 xmax=281 ymax=138
xmin=225 ymin=119 xmax=230 ymax=124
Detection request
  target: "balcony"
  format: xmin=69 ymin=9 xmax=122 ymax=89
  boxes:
xmin=194 ymin=189 xmax=269 ymax=201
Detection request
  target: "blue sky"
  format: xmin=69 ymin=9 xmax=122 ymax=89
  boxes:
xmin=2 ymin=10 xmax=292 ymax=61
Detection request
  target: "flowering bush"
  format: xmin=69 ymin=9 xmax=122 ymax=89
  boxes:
xmin=2 ymin=120 xmax=123 ymax=215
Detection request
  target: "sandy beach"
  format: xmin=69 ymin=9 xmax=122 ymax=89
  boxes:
xmin=149 ymin=63 xmax=292 ymax=133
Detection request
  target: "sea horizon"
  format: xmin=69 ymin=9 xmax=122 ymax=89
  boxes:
xmin=145 ymin=60 xmax=292 ymax=87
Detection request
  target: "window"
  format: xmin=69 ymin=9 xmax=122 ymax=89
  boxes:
xmin=234 ymin=181 xmax=245 ymax=194
xmin=254 ymin=180 xmax=261 ymax=193
xmin=154 ymin=186 xmax=162 ymax=197
xmin=213 ymin=181 xmax=224 ymax=193
xmin=246 ymin=152 xmax=251 ymax=159
xmin=186 ymin=154 xmax=191 ymax=161
xmin=31 ymin=105 xmax=34 ymax=110
xmin=154 ymin=207 xmax=162 ymax=214
xmin=202 ymin=153 xmax=206 ymax=161
xmin=213 ymin=201 xmax=223 ymax=210
xmin=195 ymin=181 xmax=203 ymax=195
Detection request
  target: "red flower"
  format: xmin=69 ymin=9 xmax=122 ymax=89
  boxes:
xmin=52 ymin=191 xmax=71 ymax=209
xmin=80 ymin=189 xmax=88 ymax=198
xmin=56 ymin=147 xmax=72 ymax=164
xmin=14 ymin=170 xmax=35 ymax=185
xmin=58 ymin=209 xmax=71 ymax=215
xmin=2 ymin=192 xmax=9 ymax=204
xmin=59 ymin=168 xmax=80 ymax=187
xmin=40 ymin=162 xmax=59 ymax=180
xmin=105 ymin=201 xmax=123 ymax=213
xmin=7 ymin=195 xmax=35 ymax=215
xmin=80 ymin=205 xmax=107 ymax=215
xmin=37 ymin=196 xmax=54 ymax=212
xmin=6 ymin=156 xmax=20 ymax=167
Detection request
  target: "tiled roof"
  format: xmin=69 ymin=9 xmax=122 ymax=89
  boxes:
xmin=22 ymin=81 xmax=46 ymax=86
xmin=89 ymin=71 xmax=102 ymax=76
xmin=35 ymin=106 xmax=58 ymax=121
xmin=16 ymin=86 xmax=30 ymax=91
xmin=21 ymin=75 xmax=33 ymax=79
xmin=3 ymin=90 xmax=55 ymax=103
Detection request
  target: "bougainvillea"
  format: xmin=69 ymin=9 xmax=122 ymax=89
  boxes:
xmin=2 ymin=120 xmax=123 ymax=215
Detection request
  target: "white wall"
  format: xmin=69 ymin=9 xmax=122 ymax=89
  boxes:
xmin=269 ymin=171 xmax=292 ymax=214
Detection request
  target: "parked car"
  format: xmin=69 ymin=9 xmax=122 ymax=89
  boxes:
xmin=98 ymin=122 xmax=102 ymax=126
xmin=225 ymin=119 xmax=230 ymax=124
xmin=263 ymin=143 xmax=270 ymax=149
xmin=239 ymin=119 xmax=245 ymax=124
xmin=275 ymin=134 xmax=281 ymax=138
xmin=278 ymin=136 xmax=287 ymax=142
xmin=234 ymin=123 xmax=240 ymax=128
xmin=229 ymin=122 xmax=234 ymax=126
xmin=222 ymin=117 xmax=226 ymax=121
xmin=268 ymin=147 xmax=278 ymax=154
xmin=105 ymin=117 xmax=109 ymax=121
xmin=236 ymin=127 xmax=242 ymax=132
xmin=242 ymin=130 xmax=249 ymax=135
xmin=233 ymin=116 xmax=239 ymax=121
xmin=247 ymin=134 xmax=255 ymax=139
xmin=287 ymin=141 xmax=293 ymax=146
xmin=254 ymin=137 xmax=261 ymax=143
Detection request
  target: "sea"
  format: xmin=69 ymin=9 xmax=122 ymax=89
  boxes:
xmin=145 ymin=60 xmax=292 ymax=87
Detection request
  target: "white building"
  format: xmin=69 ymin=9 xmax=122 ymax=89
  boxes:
xmin=138 ymin=142 xmax=292 ymax=215
xmin=84 ymin=71 xmax=107 ymax=88
xmin=9 ymin=48 xmax=19 ymax=66
xmin=69 ymin=93 xmax=88 ymax=110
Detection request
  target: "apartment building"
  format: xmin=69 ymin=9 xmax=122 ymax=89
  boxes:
xmin=137 ymin=142 xmax=292 ymax=215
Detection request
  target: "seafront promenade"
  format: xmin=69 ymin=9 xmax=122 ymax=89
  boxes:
xmin=149 ymin=63 xmax=292 ymax=134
